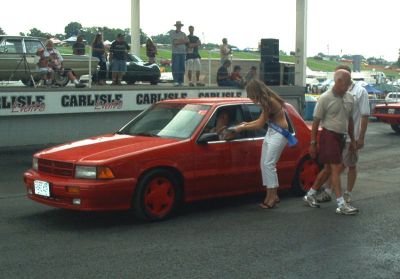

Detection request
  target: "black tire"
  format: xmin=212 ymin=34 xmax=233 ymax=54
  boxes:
xmin=150 ymin=80 xmax=159 ymax=85
xmin=126 ymin=80 xmax=136 ymax=85
xmin=21 ymin=77 xmax=40 ymax=87
xmin=54 ymin=72 xmax=69 ymax=87
xmin=390 ymin=124 xmax=400 ymax=133
xmin=291 ymin=155 xmax=321 ymax=196
xmin=133 ymin=169 xmax=181 ymax=221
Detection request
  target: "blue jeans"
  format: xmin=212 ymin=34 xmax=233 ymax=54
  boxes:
xmin=172 ymin=53 xmax=186 ymax=84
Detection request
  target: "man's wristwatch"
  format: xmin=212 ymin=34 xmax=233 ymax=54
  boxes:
xmin=310 ymin=140 xmax=317 ymax=145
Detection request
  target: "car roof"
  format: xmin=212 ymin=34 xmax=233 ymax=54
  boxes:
xmin=161 ymin=98 xmax=253 ymax=106
xmin=0 ymin=35 xmax=45 ymax=40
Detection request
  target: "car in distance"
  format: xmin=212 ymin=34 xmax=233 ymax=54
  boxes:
xmin=23 ymin=98 xmax=320 ymax=221
xmin=373 ymin=102 xmax=400 ymax=133
xmin=107 ymin=53 xmax=161 ymax=85
xmin=384 ymin=92 xmax=400 ymax=103
xmin=0 ymin=35 xmax=99 ymax=86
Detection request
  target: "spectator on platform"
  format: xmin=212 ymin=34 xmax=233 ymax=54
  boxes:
xmin=245 ymin=66 xmax=257 ymax=85
xmin=186 ymin=25 xmax=204 ymax=86
xmin=220 ymin=38 xmax=232 ymax=65
xmin=109 ymin=33 xmax=130 ymax=85
xmin=230 ymin=65 xmax=245 ymax=88
xmin=217 ymin=60 xmax=239 ymax=87
xmin=146 ymin=37 xmax=157 ymax=64
xmin=44 ymin=40 xmax=85 ymax=88
xmin=92 ymin=33 xmax=107 ymax=85
xmin=72 ymin=35 xmax=85 ymax=55
xmin=36 ymin=47 xmax=53 ymax=86
xmin=170 ymin=21 xmax=188 ymax=87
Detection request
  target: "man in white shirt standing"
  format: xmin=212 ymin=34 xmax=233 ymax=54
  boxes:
xmin=316 ymin=65 xmax=370 ymax=205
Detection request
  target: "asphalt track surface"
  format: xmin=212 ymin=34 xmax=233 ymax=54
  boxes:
xmin=1 ymin=121 xmax=399 ymax=279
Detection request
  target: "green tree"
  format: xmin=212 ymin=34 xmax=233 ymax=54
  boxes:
xmin=27 ymin=28 xmax=48 ymax=38
xmin=152 ymin=30 xmax=174 ymax=45
xmin=65 ymin=22 xmax=82 ymax=38
xmin=0 ymin=27 xmax=5 ymax=35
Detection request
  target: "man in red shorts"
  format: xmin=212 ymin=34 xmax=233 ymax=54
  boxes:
xmin=303 ymin=69 xmax=358 ymax=215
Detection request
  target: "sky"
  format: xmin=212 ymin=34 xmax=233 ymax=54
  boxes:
xmin=2 ymin=0 xmax=400 ymax=61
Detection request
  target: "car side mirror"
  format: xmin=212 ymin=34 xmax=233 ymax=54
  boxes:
xmin=197 ymin=133 xmax=219 ymax=144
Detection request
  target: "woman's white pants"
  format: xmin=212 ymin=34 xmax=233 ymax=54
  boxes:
xmin=260 ymin=128 xmax=287 ymax=188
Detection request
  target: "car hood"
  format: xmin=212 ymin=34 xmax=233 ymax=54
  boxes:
xmin=36 ymin=134 xmax=181 ymax=164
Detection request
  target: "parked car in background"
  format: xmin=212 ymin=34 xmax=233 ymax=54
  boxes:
xmin=0 ymin=35 xmax=98 ymax=86
xmin=384 ymin=92 xmax=400 ymax=103
xmin=373 ymin=102 xmax=400 ymax=133
xmin=107 ymin=53 xmax=161 ymax=85
xmin=23 ymin=98 xmax=320 ymax=221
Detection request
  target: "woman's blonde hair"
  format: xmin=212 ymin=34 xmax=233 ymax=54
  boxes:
xmin=245 ymin=79 xmax=285 ymax=111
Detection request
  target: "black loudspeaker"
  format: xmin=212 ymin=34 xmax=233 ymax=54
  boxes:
xmin=260 ymin=39 xmax=279 ymax=57
xmin=260 ymin=39 xmax=280 ymax=85
xmin=261 ymin=63 xmax=280 ymax=85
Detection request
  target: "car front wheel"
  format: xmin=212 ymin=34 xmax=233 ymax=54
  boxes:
xmin=133 ymin=169 xmax=181 ymax=221
xmin=292 ymin=155 xmax=321 ymax=196
xmin=390 ymin=124 xmax=400 ymax=133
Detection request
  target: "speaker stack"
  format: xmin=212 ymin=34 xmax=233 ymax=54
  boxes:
xmin=260 ymin=39 xmax=280 ymax=85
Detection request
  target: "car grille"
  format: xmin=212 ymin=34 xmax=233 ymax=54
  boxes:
xmin=38 ymin=159 xmax=74 ymax=177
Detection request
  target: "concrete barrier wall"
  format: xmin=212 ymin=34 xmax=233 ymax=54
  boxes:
xmin=0 ymin=85 xmax=305 ymax=148
xmin=1 ymin=111 xmax=140 ymax=147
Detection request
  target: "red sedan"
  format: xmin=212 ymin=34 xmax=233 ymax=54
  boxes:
xmin=373 ymin=102 xmax=400 ymax=133
xmin=23 ymin=98 xmax=319 ymax=221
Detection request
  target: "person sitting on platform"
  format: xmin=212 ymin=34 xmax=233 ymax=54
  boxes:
xmin=217 ymin=60 xmax=236 ymax=87
xmin=44 ymin=40 xmax=85 ymax=88
xmin=36 ymin=47 xmax=53 ymax=86
xmin=230 ymin=65 xmax=245 ymax=88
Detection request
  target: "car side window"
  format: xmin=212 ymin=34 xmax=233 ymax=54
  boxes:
xmin=247 ymin=104 xmax=269 ymax=137
xmin=202 ymin=105 xmax=247 ymax=140
xmin=0 ymin=39 xmax=23 ymax=54
xmin=25 ymin=40 xmax=44 ymax=54
xmin=247 ymin=104 xmax=295 ymax=138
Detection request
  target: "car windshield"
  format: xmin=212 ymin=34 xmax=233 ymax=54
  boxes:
xmin=118 ymin=103 xmax=210 ymax=139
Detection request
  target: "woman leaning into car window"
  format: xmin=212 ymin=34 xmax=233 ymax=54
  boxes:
xmin=92 ymin=33 xmax=107 ymax=85
xmin=234 ymin=79 xmax=289 ymax=209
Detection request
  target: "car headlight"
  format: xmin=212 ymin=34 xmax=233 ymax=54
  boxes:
xmin=33 ymin=157 xmax=38 ymax=171
xmin=75 ymin=165 xmax=97 ymax=179
xmin=75 ymin=165 xmax=115 ymax=179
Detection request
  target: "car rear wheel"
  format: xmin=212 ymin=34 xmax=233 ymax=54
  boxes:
xmin=292 ymin=155 xmax=321 ymax=196
xmin=390 ymin=124 xmax=400 ymax=133
xmin=133 ymin=169 xmax=181 ymax=221
xmin=150 ymin=80 xmax=158 ymax=85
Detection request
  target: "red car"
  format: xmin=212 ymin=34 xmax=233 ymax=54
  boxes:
xmin=373 ymin=102 xmax=400 ymax=133
xmin=23 ymin=98 xmax=319 ymax=221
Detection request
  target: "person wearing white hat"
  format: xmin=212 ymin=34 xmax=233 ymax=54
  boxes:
xmin=170 ymin=21 xmax=189 ymax=86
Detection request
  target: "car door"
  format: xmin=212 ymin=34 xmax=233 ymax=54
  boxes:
xmin=193 ymin=108 xmax=232 ymax=199
xmin=225 ymin=105 xmax=262 ymax=193
xmin=245 ymin=104 xmax=301 ymax=189
xmin=0 ymin=38 xmax=31 ymax=80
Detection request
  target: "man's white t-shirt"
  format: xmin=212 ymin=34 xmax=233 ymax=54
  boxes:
xmin=349 ymin=81 xmax=370 ymax=140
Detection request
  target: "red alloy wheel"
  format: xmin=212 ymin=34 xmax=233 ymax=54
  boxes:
xmin=299 ymin=159 xmax=320 ymax=192
xmin=144 ymin=176 xmax=175 ymax=218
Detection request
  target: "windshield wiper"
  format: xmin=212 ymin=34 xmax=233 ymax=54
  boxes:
xmin=133 ymin=132 xmax=160 ymax=137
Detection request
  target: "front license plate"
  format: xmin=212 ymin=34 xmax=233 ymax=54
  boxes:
xmin=34 ymin=180 xmax=50 ymax=197
xmin=388 ymin=108 xmax=395 ymax=114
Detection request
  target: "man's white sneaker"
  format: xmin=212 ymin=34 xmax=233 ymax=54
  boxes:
xmin=336 ymin=203 xmax=359 ymax=215
xmin=343 ymin=192 xmax=352 ymax=203
xmin=303 ymin=195 xmax=321 ymax=208
xmin=316 ymin=191 xmax=332 ymax=202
